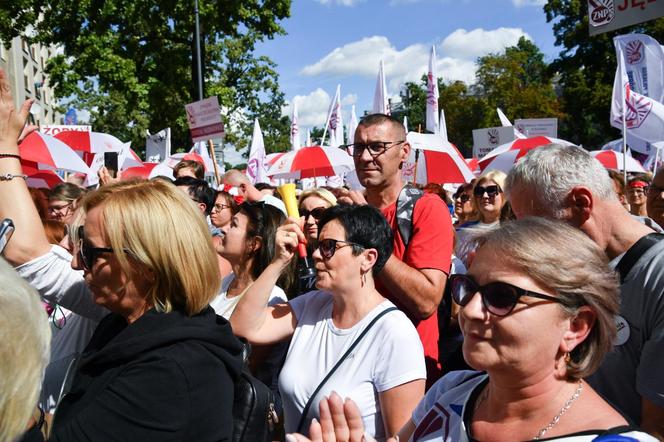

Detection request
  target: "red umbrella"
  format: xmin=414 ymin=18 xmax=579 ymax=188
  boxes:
xmin=265 ymin=146 xmax=354 ymax=179
xmin=21 ymin=161 xmax=63 ymax=189
xmin=122 ymin=162 xmax=174 ymax=180
xmin=401 ymin=133 xmax=475 ymax=184
xmin=589 ymin=150 xmax=646 ymax=172
xmin=479 ymin=136 xmax=574 ymax=172
xmin=19 ymin=132 xmax=90 ymax=174
xmin=54 ymin=131 xmax=124 ymax=153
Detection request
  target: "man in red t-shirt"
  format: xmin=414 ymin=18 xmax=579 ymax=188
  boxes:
xmin=341 ymin=114 xmax=453 ymax=386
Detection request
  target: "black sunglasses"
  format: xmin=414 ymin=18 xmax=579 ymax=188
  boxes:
xmin=449 ymin=274 xmax=573 ymax=317
xmin=300 ymin=207 xmax=326 ymax=220
xmin=455 ymin=193 xmax=471 ymax=203
xmin=344 ymin=140 xmax=405 ymax=158
xmin=473 ymin=185 xmax=501 ymax=198
xmin=77 ymin=226 xmax=123 ymax=270
xmin=318 ymin=238 xmax=364 ymax=259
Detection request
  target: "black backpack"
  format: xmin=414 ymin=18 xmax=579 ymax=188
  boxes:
xmin=233 ymin=341 xmax=278 ymax=442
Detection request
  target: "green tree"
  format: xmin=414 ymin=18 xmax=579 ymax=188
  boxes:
xmin=544 ymin=1 xmax=664 ymax=147
xmin=0 ymin=0 xmax=291 ymax=155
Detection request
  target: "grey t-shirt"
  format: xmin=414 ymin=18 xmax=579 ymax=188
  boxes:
xmin=587 ymin=237 xmax=664 ymax=424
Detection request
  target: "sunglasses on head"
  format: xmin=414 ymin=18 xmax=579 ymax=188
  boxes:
xmin=318 ymin=238 xmax=364 ymax=259
xmin=300 ymin=207 xmax=326 ymax=220
xmin=449 ymin=274 xmax=573 ymax=317
xmin=473 ymin=185 xmax=501 ymax=198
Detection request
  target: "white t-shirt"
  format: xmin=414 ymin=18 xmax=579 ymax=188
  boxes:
xmin=279 ymin=290 xmax=426 ymax=440
xmin=15 ymin=245 xmax=109 ymax=411
xmin=210 ymin=273 xmax=287 ymax=319
xmin=411 ymin=371 xmax=658 ymax=442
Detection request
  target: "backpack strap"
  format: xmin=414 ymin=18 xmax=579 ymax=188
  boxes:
xmin=396 ymin=184 xmax=424 ymax=249
xmin=615 ymin=233 xmax=664 ymax=283
xmin=296 ymin=307 xmax=398 ymax=433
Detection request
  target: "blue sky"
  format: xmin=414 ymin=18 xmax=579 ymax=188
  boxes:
xmin=257 ymin=0 xmax=557 ymax=126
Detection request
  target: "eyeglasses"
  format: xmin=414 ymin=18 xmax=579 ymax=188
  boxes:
xmin=77 ymin=226 xmax=122 ymax=270
xmin=48 ymin=202 xmax=72 ymax=214
xmin=449 ymin=274 xmax=574 ymax=317
xmin=344 ymin=140 xmax=405 ymax=159
xmin=318 ymin=238 xmax=364 ymax=259
xmin=455 ymin=193 xmax=471 ymax=203
xmin=473 ymin=185 xmax=501 ymax=198
xmin=212 ymin=203 xmax=231 ymax=212
xmin=300 ymin=207 xmax=326 ymax=220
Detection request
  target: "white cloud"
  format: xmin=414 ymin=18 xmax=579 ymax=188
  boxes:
xmin=301 ymin=28 xmax=531 ymax=90
xmin=282 ymin=88 xmax=357 ymax=127
xmin=315 ymin=0 xmax=364 ymax=5
xmin=512 ymin=0 xmax=545 ymax=6
xmin=441 ymin=28 xmax=531 ymax=59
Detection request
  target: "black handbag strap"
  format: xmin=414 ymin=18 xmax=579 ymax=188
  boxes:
xmin=296 ymin=306 xmax=398 ymax=433
xmin=616 ymin=233 xmax=664 ymax=283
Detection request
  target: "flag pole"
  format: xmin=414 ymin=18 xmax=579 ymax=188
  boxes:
xmin=619 ymin=46 xmax=628 ymax=185
xmin=208 ymin=139 xmax=221 ymax=185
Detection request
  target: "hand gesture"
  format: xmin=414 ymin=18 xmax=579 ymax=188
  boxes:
xmin=337 ymin=189 xmax=367 ymax=206
xmin=0 ymin=68 xmax=33 ymax=148
xmin=274 ymin=218 xmax=306 ymax=269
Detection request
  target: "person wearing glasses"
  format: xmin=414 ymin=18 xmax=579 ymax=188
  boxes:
xmin=647 ymin=167 xmax=664 ymax=229
xmin=230 ymin=204 xmax=426 ymax=440
xmin=297 ymin=188 xmax=337 ymax=294
xmin=455 ymin=171 xmax=508 ymax=266
xmin=210 ymin=190 xmax=239 ymax=230
xmin=289 ymin=218 xmax=658 ymax=442
xmin=452 ymin=182 xmax=478 ymax=228
xmin=626 ymin=175 xmax=651 ymax=217
xmin=341 ymin=113 xmax=452 ymax=388
xmin=47 ymin=183 xmax=86 ymax=225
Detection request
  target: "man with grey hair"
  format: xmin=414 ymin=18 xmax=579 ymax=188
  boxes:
xmin=506 ymin=143 xmax=664 ymax=438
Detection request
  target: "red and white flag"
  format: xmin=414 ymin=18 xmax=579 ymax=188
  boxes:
xmin=439 ymin=109 xmax=448 ymax=142
xmin=373 ymin=60 xmax=390 ymax=115
xmin=426 ymin=46 xmax=439 ymax=134
xmin=497 ymin=108 xmax=527 ymax=139
xmin=246 ymin=118 xmax=268 ymax=184
xmin=611 ymin=41 xmax=664 ymax=143
xmin=325 ymin=85 xmax=343 ymax=148
xmin=291 ymin=101 xmax=301 ymax=151
xmin=614 ymin=34 xmax=664 ymax=103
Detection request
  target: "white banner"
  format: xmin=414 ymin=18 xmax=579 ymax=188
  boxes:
xmin=41 ymin=125 xmax=91 ymax=136
xmin=185 ymin=97 xmax=225 ymax=142
xmin=589 ymin=0 xmax=664 ymax=36
xmin=614 ymin=34 xmax=664 ymax=102
xmin=145 ymin=128 xmax=171 ymax=163
xmin=514 ymin=118 xmax=558 ymax=138
xmin=472 ymin=126 xmax=516 ymax=159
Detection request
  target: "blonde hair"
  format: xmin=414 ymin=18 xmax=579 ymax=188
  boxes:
xmin=475 ymin=217 xmax=619 ymax=380
xmin=80 ymin=179 xmax=220 ymax=316
xmin=0 ymin=258 xmax=50 ymax=442
xmin=298 ymin=188 xmax=338 ymax=208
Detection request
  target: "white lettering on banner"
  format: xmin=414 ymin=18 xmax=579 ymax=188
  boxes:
xmin=41 ymin=125 xmax=91 ymax=136
xmin=589 ymin=0 xmax=664 ymax=35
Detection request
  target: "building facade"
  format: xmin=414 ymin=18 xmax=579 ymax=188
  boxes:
xmin=0 ymin=36 xmax=61 ymax=126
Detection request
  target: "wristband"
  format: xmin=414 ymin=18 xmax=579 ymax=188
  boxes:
xmin=0 ymin=153 xmax=20 ymax=160
xmin=0 ymin=173 xmax=27 ymax=181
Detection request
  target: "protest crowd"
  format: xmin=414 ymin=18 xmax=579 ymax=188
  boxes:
xmin=2 ymin=29 xmax=664 ymax=442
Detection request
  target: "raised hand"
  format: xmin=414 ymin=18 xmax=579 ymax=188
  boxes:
xmin=0 ymin=68 xmax=33 ymax=149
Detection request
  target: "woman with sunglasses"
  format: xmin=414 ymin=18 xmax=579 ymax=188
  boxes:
xmin=455 ymin=171 xmax=508 ymax=266
xmin=290 ymin=217 xmax=657 ymax=442
xmin=297 ymin=188 xmax=337 ymax=294
xmin=452 ymin=183 xmax=478 ymax=228
xmin=230 ymin=204 xmax=426 ymax=440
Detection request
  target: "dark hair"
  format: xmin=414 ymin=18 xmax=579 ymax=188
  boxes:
xmin=317 ymin=204 xmax=393 ymax=276
xmin=356 ymin=113 xmax=406 ymax=141
xmin=174 ymin=176 xmax=215 ymax=215
xmin=173 ymin=159 xmax=205 ymax=180
xmin=240 ymin=202 xmax=297 ymax=296
xmin=254 ymin=183 xmax=276 ymax=191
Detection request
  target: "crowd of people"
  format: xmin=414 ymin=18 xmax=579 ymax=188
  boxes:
xmin=1 ymin=63 xmax=664 ymax=442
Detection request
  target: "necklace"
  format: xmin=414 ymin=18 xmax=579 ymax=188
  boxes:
xmin=533 ymin=380 xmax=583 ymax=440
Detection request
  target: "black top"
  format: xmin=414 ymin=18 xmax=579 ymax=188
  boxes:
xmin=50 ymin=306 xmax=243 ymax=441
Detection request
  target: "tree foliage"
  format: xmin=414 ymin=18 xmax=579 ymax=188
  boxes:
xmin=0 ymin=0 xmax=291 ymax=155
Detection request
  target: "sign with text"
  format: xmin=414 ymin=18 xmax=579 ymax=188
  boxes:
xmin=589 ymin=0 xmax=664 ymax=36
xmin=185 ymin=97 xmax=225 ymax=142
xmin=41 ymin=125 xmax=91 ymax=136
xmin=514 ymin=118 xmax=558 ymax=138
xmin=472 ymin=126 xmax=515 ymax=159
xmin=145 ymin=128 xmax=171 ymax=163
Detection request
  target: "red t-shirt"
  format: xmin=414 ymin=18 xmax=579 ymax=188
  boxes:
xmin=378 ymin=193 xmax=453 ymax=383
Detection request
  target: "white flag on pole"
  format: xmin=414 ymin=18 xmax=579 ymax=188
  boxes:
xmin=246 ymin=118 xmax=268 ymax=184
xmin=496 ymin=108 xmax=527 ymax=139
xmin=290 ymin=102 xmax=301 ymax=151
xmin=373 ymin=60 xmax=390 ymax=115
xmin=347 ymin=105 xmax=358 ymax=145
xmin=611 ymin=41 xmax=664 ymax=143
xmin=426 ymin=46 xmax=439 ymax=134
xmin=306 ymin=129 xmax=312 ymax=146
xmin=614 ymin=34 xmax=664 ymax=102
xmin=327 ymin=85 xmax=343 ymax=148
xmin=439 ymin=109 xmax=448 ymax=142
xmin=403 ymin=115 xmax=409 ymax=132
